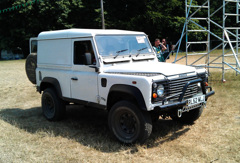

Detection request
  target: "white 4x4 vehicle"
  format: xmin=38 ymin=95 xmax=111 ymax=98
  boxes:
xmin=25 ymin=29 xmax=214 ymax=144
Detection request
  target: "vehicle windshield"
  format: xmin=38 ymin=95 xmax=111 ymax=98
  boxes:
xmin=95 ymin=35 xmax=153 ymax=58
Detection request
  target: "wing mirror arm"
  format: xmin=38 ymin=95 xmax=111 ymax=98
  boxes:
xmin=89 ymin=65 xmax=99 ymax=72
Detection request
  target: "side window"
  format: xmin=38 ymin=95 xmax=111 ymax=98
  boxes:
xmin=31 ymin=40 xmax=37 ymax=53
xmin=74 ymin=40 xmax=96 ymax=65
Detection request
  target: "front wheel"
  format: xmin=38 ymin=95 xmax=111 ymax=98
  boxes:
xmin=108 ymin=101 xmax=152 ymax=144
xmin=171 ymin=106 xmax=204 ymax=124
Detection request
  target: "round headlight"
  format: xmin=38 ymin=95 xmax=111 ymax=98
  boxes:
xmin=157 ymin=84 xmax=164 ymax=97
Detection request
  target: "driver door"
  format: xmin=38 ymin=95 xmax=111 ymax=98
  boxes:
xmin=70 ymin=38 xmax=99 ymax=103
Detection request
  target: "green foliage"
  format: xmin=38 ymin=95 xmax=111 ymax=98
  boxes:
xmin=0 ymin=0 xmax=86 ymax=54
xmin=103 ymin=0 xmax=187 ymax=42
xmin=0 ymin=0 xmax=236 ymax=55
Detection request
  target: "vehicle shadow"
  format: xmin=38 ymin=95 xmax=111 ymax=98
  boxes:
xmin=147 ymin=119 xmax=190 ymax=148
xmin=0 ymin=106 xmax=190 ymax=153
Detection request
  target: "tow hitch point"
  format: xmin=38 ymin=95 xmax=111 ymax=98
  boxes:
xmin=178 ymin=109 xmax=182 ymax=118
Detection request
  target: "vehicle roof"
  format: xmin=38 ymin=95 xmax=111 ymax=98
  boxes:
xmin=38 ymin=29 xmax=146 ymax=40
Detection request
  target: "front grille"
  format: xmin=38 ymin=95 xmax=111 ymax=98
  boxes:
xmin=166 ymin=75 xmax=199 ymax=100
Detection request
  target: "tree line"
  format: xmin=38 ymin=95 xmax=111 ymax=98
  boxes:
xmin=0 ymin=0 xmax=42 ymax=14
xmin=0 ymin=0 xmax=236 ymax=57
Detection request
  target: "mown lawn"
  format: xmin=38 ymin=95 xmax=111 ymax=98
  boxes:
xmin=0 ymin=59 xmax=239 ymax=162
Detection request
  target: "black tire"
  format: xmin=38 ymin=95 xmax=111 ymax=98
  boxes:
xmin=171 ymin=106 xmax=204 ymax=124
xmin=42 ymin=88 xmax=66 ymax=121
xmin=108 ymin=101 xmax=152 ymax=144
xmin=25 ymin=53 xmax=37 ymax=84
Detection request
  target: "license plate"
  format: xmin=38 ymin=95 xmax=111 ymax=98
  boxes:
xmin=187 ymin=95 xmax=205 ymax=106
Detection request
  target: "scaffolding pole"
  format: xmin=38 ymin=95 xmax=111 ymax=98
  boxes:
xmin=173 ymin=0 xmax=240 ymax=81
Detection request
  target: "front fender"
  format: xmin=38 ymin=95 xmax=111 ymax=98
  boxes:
xmin=108 ymin=84 xmax=147 ymax=111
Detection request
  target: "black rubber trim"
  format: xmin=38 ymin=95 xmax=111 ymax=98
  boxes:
xmin=39 ymin=77 xmax=62 ymax=98
xmin=109 ymin=84 xmax=147 ymax=111
xmin=101 ymin=78 xmax=107 ymax=87
xmin=63 ymin=97 xmax=106 ymax=109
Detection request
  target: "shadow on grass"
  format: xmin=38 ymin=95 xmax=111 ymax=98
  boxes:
xmin=0 ymin=106 xmax=190 ymax=152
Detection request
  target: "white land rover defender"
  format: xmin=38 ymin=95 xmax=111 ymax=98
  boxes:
xmin=25 ymin=29 xmax=214 ymax=144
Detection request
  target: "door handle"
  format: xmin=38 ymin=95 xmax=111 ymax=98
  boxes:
xmin=71 ymin=77 xmax=78 ymax=81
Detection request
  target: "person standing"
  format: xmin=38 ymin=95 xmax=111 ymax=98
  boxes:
xmin=153 ymin=38 xmax=166 ymax=62
xmin=162 ymin=38 xmax=170 ymax=61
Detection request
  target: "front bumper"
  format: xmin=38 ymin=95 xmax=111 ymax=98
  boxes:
xmin=153 ymin=79 xmax=215 ymax=112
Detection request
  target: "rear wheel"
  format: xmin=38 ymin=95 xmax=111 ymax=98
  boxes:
xmin=171 ymin=106 xmax=204 ymax=124
xmin=108 ymin=101 xmax=152 ymax=144
xmin=42 ymin=88 xmax=66 ymax=121
xmin=25 ymin=53 xmax=37 ymax=84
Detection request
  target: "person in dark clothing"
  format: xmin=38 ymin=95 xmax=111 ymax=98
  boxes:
xmin=162 ymin=38 xmax=170 ymax=61
xmin=153 ymin=38 xmax=166 ymax=62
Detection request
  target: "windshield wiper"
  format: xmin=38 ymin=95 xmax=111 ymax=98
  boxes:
xmin=114 ymin=49 xmax=128 ymax=59
xmin=136 ymin=47 xmax=147 ymax=57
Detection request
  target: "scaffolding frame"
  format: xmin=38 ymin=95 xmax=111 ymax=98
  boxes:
xmin=173 ymin=0 xmax=240 ymax=81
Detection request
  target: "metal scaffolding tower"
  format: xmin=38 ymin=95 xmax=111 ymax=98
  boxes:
xmin=173 ymin=0 xmax=240 ymax=81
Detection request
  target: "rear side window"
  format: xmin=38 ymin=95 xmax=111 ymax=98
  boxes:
xmin=74 ymin=41 xmax=96 ymax=65
xmin=31 ymin=40 xmax=37 ymax=53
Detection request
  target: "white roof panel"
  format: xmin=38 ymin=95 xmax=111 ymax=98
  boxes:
xmin=38 ymin=29 xmax=146 ymax=40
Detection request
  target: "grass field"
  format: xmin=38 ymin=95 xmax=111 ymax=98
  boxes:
xmin=0 ymin=59 xmax=239 ymax=162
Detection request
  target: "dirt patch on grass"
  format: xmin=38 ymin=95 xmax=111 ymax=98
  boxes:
xmin=0 ymin=60 xmax=239 ymax=162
